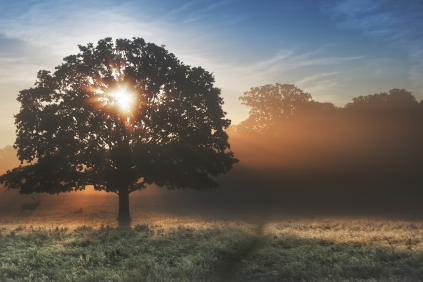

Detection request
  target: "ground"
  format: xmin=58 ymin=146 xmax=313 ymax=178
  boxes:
xmin=0 ymin=189 xmax=423 ymax=281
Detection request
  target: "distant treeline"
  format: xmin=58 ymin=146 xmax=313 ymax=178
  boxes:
xmin=2 ymin=84 xmax=423 ymax=207
xmin=223 ymin=85 xmax=423 ymax=203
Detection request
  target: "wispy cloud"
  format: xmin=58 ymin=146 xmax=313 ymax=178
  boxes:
xmin=321 ymin=0 xmax=423 ymax=94
xmin=295 ymin=72 xmax=338 ymax=86
xmin=0 ymin=0 xmax=247 ymax=72
xmin=0 ymin=57 xmax=26 ymax=63
xmin=0 ymin=2 xmax=159 ymax=55
xmin=194 ymin=0 xmax=237 ymax=16
xmin=0 ymin=1 xmax=236 ymax=85
xmin=232 ymin=50 xmax=362 ymax=83
xmin=195 ymin=47 xmax=366 ymax=103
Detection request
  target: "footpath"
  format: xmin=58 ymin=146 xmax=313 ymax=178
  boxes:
xmin=212 ymin=219 xmax=267 ymax=282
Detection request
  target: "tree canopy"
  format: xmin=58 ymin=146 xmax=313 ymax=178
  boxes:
xmin=232 ymin=85 xmax=423 ymax=137
xmin=0 ymin=37 xmax=238 ymax=224
xmin=233 ymin=83 xmax=333 ymax=134
xmin=344 ymin=88 xmax=423 ymax=121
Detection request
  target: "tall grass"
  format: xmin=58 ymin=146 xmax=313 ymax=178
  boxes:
xmin=1 ymin=196 xmax=423 ymax=281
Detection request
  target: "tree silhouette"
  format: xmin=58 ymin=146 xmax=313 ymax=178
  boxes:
xmin=233 ymin=84 xmax=315 ymax=134
xmin=0 ymin=38 xmax=238 ymax=225
xmin=344 ymin=88 xmax=422 ymax=121
xmin=226 ymin=85 xmax=423 ymax=205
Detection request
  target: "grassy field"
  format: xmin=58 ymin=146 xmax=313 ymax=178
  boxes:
xmin=1 ymin=192 xmax=423 ymax=281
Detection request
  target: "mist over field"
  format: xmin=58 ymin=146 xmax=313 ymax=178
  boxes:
xmin=2 ymin=88 xmax=423 ymax=281
xmin=2 ymin=92 xmax=423 ymax=218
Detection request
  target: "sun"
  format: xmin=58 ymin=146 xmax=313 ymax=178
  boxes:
xmin=109 ymin=86 xmax=134 ymax=113
xmin=114 ymin=90 xmax=132 ymax=109
xmin=92 ymin=84 xmax=136 ymax=115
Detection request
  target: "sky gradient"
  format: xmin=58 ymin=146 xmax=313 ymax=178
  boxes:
xmin=0 ymin=0 xmax=422 ymax=148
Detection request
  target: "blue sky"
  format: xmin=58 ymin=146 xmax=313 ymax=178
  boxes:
xmin=0 ymin=0 xmax=422 ymax=148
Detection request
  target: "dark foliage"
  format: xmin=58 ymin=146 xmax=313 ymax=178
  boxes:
xmin=344 ymin=88 xmax=423 ymax=121
xmin=234 ymin=84 xmax=314 ymax=134
xmin=226 ymin=85 xmax=423 ymax=204
xmin=0 ymin=37 xmax=238 ymax=224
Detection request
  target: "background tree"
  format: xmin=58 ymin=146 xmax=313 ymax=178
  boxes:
xmin=233 ymin=84 xmax=325 ymax=134
xmin=226 ymin=84 xmax=423 ymax=206
xmin=344 ymin=88 xmax=422 ymax=121
xmin=0 ymin=38 xmax=238 ymax=225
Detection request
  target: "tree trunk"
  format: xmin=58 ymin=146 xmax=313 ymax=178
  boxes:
xmin=117 ymin=189 xmax=131 ymax=226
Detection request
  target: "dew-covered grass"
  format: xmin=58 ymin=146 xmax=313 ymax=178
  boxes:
xmin=1 ymin=193 xmax=423 ymax=281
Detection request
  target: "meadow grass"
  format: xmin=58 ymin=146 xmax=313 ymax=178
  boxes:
xmin=1 ymin=195 xmax=423 ymax=281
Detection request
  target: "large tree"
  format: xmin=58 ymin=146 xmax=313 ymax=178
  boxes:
xmin=0 ymin=38 xmax=238 ymax=225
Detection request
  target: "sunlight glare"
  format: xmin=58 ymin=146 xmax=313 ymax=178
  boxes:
xmin=110 ymin=87 xmax=134 ymax=113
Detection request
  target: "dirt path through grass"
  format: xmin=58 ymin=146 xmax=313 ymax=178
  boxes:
xmin=212 ymin=219 xmax=266 ymax=282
